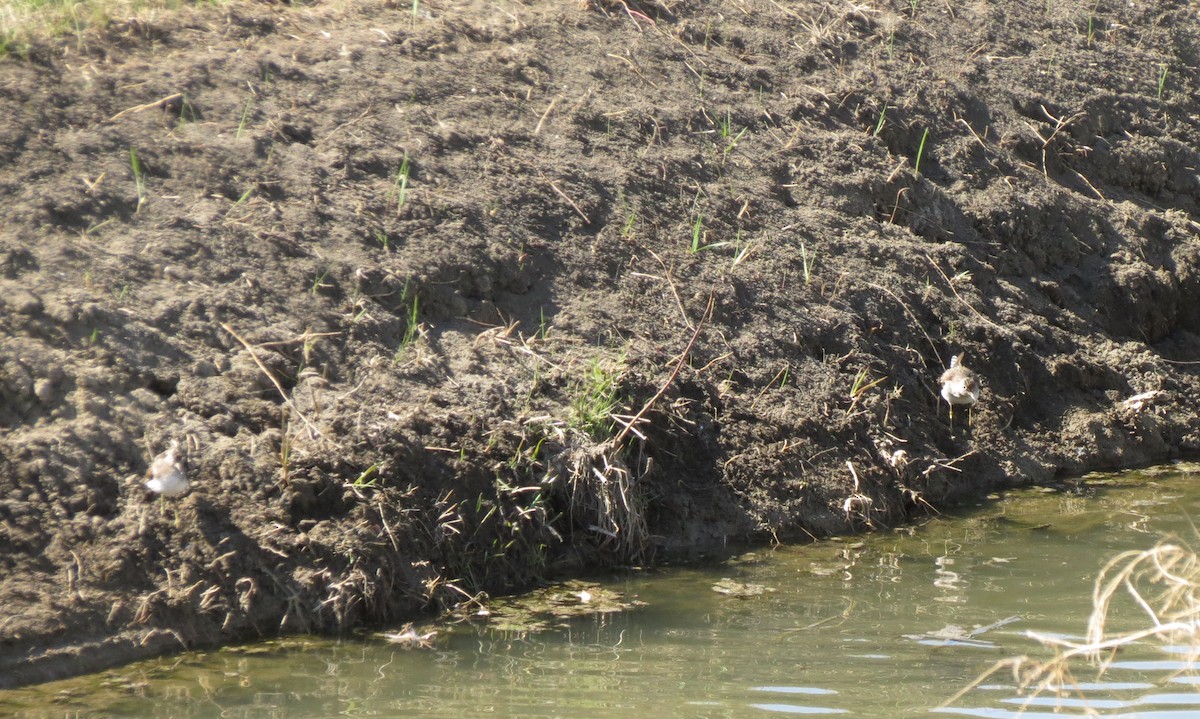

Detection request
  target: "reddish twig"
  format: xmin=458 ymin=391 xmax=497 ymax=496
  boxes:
xmin=613 ymin=293 xmax=714 ymax=445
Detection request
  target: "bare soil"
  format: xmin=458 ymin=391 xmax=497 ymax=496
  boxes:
xmin=4 ymin=0 xmax=1200 ymax=688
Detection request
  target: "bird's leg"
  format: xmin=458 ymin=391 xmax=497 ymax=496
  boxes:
xmin=948 ymin=403 xmax=955 ymax=432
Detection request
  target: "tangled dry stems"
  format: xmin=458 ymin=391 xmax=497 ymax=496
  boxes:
xmin=536 ymin=432 xmax=650 ymax=563
xmin=944 ymin=543 xmax=1200 ymax=712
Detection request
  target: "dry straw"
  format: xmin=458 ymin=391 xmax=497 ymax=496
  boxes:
xmin=943 ymin=542 xmax=1200 ymax=712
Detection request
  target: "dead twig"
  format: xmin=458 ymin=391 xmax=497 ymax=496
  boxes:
xmin=955 ymin=116 xmax=1014 ymax=190
xmin=612 ymin=293 xmax=714 ymax=445
xmin=221 ymin=323 xmax=333 ymax=447
xmin=865 ymin=282 xmax=941 ymax=367
xmin=922 ymin=255 xmax=1008 ymax=336
xmin=533 ymin=97 xmax=559 ymax=136
xmin=920 ymin=448 xmax=978 ymax=479
xmin=1022 ymin=105 xmax=1086 ymax=178
xmin=751 ymin=364 xmax=790 ymax=411
xmin=541 ymin=173 xmax=591 ymax=223
xmin=764 ymin=0 xmax=802 ymax=19
xmin=108 ymin=93 xmax=183 ymax=122
xmin=605 ymin=52 xmax=659 ymax=88
xmin=643 ymin=247 xmax=694 ymax=331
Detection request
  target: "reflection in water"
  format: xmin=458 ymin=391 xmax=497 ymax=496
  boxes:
xmin=4 ymin=465 xmax=1200 ymax=718
xmin=933 ymin=552 xmax=963 ymax=596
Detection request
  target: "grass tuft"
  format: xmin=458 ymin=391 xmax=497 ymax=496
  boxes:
xmin=730 ymin=230 xmax=754 ymax=269
xmin=717 ymin=110 xmax=748 ymax=157
xmin=873 ymin=105 xmax=888 ymax=137
xmin=568 ymin=355 xmax=624 ymax=440
xmin=847 ymin=367 xmax=886 ymax=415
xmin=310 ymin=267 xmax=331 ymax=297
xmin=913 ymin=128 xmax=930 ymax=176
xmin=236 ymin=97 xmax=253 ymax=139
xmin=387 ymin=152 xmax=410 ymax=215
xmin=393 ymin=281 xmax=421 ymax=362
xmin=129 ymin=147 xmax=146 ymax=212
xmin=800 ymin=241 xmax=816 ymax=285
xmin=688 ymin=205 xmax=730 ymax=254
xmin=622 ymin=205 xmax=637 ymax=239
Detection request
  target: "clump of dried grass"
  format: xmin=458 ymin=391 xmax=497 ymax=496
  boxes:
xmin=524 ymin=348 xmax=652 ymax=563
xmin=1082 ymin=543 xmax=1200 ymax=657
xmin=559 ymin=436 xmax=650 ymax=562
xmin=944 ymin=543 xmax=1200 ymax=711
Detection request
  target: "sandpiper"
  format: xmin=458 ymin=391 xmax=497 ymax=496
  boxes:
xmin=939 ymin=353 xmax=980 ymax=430
xmin=146 ymin=440 xmax=189 ymax=497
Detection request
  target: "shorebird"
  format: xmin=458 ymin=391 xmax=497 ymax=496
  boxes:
xmin=939 ymin=353 xmax=980 ymax=430
xmin=146 ymin=440 xmax=189 ymax=497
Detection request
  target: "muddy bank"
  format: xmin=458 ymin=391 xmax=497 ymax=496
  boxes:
xmin=3 ymin=0 xmax=1200 ymax=688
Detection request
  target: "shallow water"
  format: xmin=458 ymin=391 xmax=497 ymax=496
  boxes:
xmin=6 ymin=464 xmax=1200 ymax=718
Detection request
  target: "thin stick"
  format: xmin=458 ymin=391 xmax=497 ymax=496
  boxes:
xmin=865 ymin=282 xmax=941 ymax=366
xmin=322 ymin=106 xmax=375 ymax=142
xmin=1064 ymin=164 xmax=1105 ymax=200
xmin=645 ymin=247 xmax=694 ymax=331
xmin=542 ymin=174 xmax=590 ymax=223
xmin=764 ymin=0 xmax=801 ymax=19
xmin=221 ymin=323 xmax=332 ymax=446
xmin=922 ymin=254 xmax=1008 ymax=335
xmin=109 ymin=93 xmax=184 ymax=122
xmin=605 ymin=52 xmax=659 ymax=88
xmin=533 ymin=97 xmax=558 ymax=136
xmin=955 ymin=117 xmax=1014 ymax=189
xmin=751 ymin=365 xmax=789 ymax=411
xmin=613 ymin=294 xmax=714 ymax=445
xmin=254 ymin=330 xmax=341 ymax=348
xmin=566 ymin=87 xmax=595 ymax=117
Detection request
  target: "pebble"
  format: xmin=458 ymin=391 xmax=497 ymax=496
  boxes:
xmin=33 ymin=378 xmax=55 ymax=403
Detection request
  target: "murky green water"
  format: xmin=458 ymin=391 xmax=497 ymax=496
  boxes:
xmin=7 ymin=464 xmax=1200 ymax=718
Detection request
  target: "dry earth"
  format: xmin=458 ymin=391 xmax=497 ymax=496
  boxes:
xmin=3 ymin=0 xmax=1200 ymax=687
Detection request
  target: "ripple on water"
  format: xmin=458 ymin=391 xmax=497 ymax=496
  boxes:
xmin=933 ymin=709 xmax=1102 ymax=718
xmin=747 ymin=686 xmax=846 ymax=715
xmin=748 ymin=704 xmax=849 ymax=715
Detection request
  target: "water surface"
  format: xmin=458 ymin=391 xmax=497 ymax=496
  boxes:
xmin=6 ymin=464 xmax=1200 ymax=718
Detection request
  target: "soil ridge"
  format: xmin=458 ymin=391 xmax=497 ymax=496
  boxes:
xmin=3 ymin=0 xmax=1200 ymax=688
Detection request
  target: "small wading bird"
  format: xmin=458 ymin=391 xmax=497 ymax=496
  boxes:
xmin=145 ymin=440 xmax=189 ymax=497
xmin=940 ymin=353 xmax=981 ymax=430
